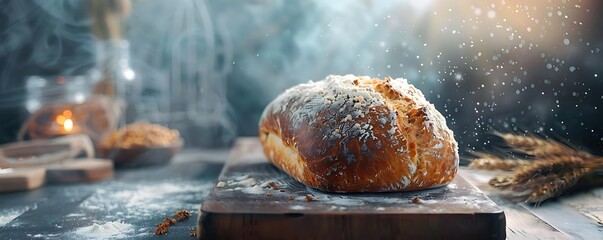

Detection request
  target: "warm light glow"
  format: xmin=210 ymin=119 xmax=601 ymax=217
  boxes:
xmin=64 ymin=119 xmax=74 ymax=132
xmin=63 ymin=110 xmax=72 ymax=118
xmin=56 ymin=109 xmax=75 ymax=133
xmin=56 ymin=114 xmax=66 ymax=124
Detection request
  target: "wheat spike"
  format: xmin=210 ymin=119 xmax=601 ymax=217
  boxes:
xmin=524 ymin=168 xmax=586 ymax=203
xmin=496 ymin=133 xmax=583 ymax=158
xmin=583 ymin=157 xmax=603 ymax=169
xmin=468 ymin=152 xmax=530 ymax=170
xmin=488 ymin=175 xmax=514 ymax=189
xmin=477 ymin=132 xmax=603 ymax=204
xmin=505 ymin=156 xmax=583 ymax=186
xmin=489 ymin=156 xmax=591 ymax=203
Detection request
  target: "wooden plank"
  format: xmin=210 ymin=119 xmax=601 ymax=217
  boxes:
xmin=461 ymin=169 xmax=603 ymax=240
xmin=198 ymin=138 xmax=506 ymax=239
xmin=0 ymin=168 xmax=46 ymax=192
xmin=560 ymin=190 xmax=603 ymax=225
xmin=45 ymin=159 xmax=114 ymax=183
xmin=523 ymin=201 xmax=603 ymax=239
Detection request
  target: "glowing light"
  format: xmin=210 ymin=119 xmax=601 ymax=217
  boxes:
xmin=410 ymin=0 xmax=433 ymax=15
xmin=74 ymin=93 xmax=85 ymax=103
xmin=56 ymin=115 xmax=66 ymax=124
xmin=124 ymin=69 xmax=136 ymax=81
xmin=487 ymin=10 xmax=496 ymax=19
xmin=64 ymin=119 xmax=74 ymax=132
xmin=56 ymin=110 xmax=75 ymax=132
xmin=25 ymin=99 xmax=41 ymax=113
xmin=63 ymin=110 xmax=72 ymax=118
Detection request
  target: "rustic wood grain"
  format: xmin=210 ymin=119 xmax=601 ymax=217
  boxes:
xmin=560 ymin=190 xmax=603 ymax=225
xmin=461 ymin=169 xmax=603 ymax=239
xmin=198 ymin=138 xmax=506 ymax=239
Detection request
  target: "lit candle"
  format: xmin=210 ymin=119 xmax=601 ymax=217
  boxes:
xmin=64 ymin=119 xmax=74 ymax=132
xmin=55 ymin=110 xmax=75 ymax=133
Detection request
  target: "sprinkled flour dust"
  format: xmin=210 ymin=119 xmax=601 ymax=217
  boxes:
xmin=79 ymin=180 xmax=214 ymax=220
xmin=0 ymin=210 xmax=22 ymax=227
xmin=290 ymin=205 xmax=306 ymax=210
xmin=219 ymin=175 xmax=289 ymax=195
xmin=73 ymin=221 xmax=134 ymax=239
xmin=0 ymin=205 xmax=36 ymax=227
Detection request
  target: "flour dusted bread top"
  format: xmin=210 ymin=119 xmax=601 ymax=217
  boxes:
xmin=259 ymin=74 xmax=459 ymax=192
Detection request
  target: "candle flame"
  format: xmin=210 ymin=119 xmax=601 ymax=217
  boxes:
xmin=56 ymin=115 xmax=66 ymax=125
xmin=63 ymin=110 xmax=72 ymax=118
xmin=64 ymin=119 xmax=74 ymax=132
xmin=55 ymin=110 xmax=74 ymax=132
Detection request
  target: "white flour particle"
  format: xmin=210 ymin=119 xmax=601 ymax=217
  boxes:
xmin=74 ymin=221 xmax=134 ymax=239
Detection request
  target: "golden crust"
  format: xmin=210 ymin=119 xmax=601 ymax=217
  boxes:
xmin=259 ymin=75 xmax=458 ymax=192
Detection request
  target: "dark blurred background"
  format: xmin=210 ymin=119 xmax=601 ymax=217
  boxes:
xmin=1 ymin=0 xmax=602 ymax=155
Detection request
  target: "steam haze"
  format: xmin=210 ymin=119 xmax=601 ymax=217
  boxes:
xmin=0 ymin=0 xmax=602 ymax=155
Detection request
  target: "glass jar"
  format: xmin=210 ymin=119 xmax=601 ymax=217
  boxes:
xmin=21 ymin=74 xmax=120 ymax=142
xmin=93 ymin=39 xmax=141 ymax=125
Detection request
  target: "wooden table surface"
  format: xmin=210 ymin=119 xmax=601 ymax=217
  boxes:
xmin=0 ymin=150 xmax=224 ymax=239
xmin=461 ymin=169 xmax=603 ymax=240
xmin=1 ymin=137 xmax=602 ymax=239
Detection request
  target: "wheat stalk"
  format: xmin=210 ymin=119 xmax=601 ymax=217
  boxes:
xmin=507 ymin=156 xmax=584 ymax=185
xmin=490 ymin=157 xmax=591 ymax=203
xmin=471 ymin=132 xmax=603 ymax=204
xmin=495 ymin=132 xmax=590 ymax=159
xmin=468 ymin=152 xmax=530 ymax=171
xmin=525 ymin=168 xmax=587 ymax=203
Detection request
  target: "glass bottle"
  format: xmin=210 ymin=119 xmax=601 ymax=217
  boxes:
xmin=93 ymin=39 xmax=141 ymax=125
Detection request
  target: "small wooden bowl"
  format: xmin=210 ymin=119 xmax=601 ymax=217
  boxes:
xmin=97 ymin=140 xmax=183 ymax=168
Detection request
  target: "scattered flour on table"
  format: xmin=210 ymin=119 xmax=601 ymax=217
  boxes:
xmin=65 ymin=213 xmax=86 ymax=217
xmin=73 ymin=221 xmax=134 ymax=239
xmin=0 ymin=206 xmax=36 ymax=227
xmin=26 ymin=233 xmax=60 ymax=238
xmin=79 ymin=181 xmax=214 ymax=219
xmin=231 ymin=175 xmax=257 ymax=187
xmin=0 ymin=211 xmax=21 ymax=227
xmin=241 ymin=185 xmax=265 ymax=194
xmin=219 ymin=175 xmax=287 ymax=194
xmin=290 ymin=205 xmax=306 ymax=210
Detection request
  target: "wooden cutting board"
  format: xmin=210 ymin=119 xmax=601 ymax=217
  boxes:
xmin=0 ymin=159 xmax=114 ymax=192
xmin=0 ymin=168 xmax=46 ymax=192
xmin=46 ymin=158 xmax=114 ymax=183
xmin=198 ymin=138 xmax=506 ymax=239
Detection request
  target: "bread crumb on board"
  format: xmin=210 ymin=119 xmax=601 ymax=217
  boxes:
xmin=411 ymin=196 xmax=422 ymax=204
xmin=175 ymin=210 xmax=191 ymax=221
xmin=155 ymin=218 xmax=176 ymax=235
xmin=154 ymin=210 xmax=192 ymax=235
xmin=305 ymin=194 xmax=314 ymax=202
xmin=268 ymin=181 xmax=280 ymax=190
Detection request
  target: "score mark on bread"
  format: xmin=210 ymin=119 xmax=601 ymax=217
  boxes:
xmin=259 ymin=75 xmax=459 ymax=192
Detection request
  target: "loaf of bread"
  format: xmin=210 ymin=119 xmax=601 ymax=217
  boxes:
xmin=259 ymin=75 xmax=458 ymax=192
